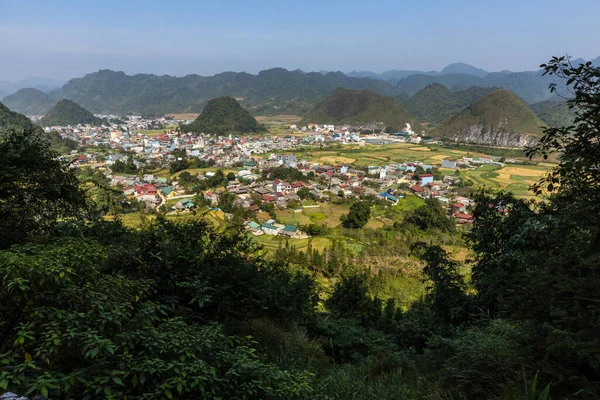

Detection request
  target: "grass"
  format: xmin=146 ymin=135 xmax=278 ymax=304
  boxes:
xmin=252 ymin=235 xmax=331 ymax=253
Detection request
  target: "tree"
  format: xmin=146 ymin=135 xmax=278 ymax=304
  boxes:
xmin=217 ymin=190 xmax=236 ymax=213
xmin=326 ymin=272 xmax=381 ymax=326
xmin=404 ymin=198 xmax=455 ymax=232
xmin=0 ymin=129 xmax=87 ymax=249
xmin=0 ymin=219 xmax=317 ymax=399
xmin=297 ymin=186 xmax=311 ymax=200
xmin=227 ymin=171 xmax=236 ymax=181
xmin=421 ymin=245 xmax=468 ymax=325
xmin=465 ymin=57 xmax=600 ymax=397
xmin=343 ymin=201 xmax=371 ymax=229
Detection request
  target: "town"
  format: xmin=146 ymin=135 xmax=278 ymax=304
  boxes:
xmin=43 ymin=115 xmax=503 ymax=239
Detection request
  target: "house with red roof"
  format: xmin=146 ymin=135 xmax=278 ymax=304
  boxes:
xmin=411 ymin=185 xmax=424 ymax=194
xmin=453 ymin=213 xmax=473 ymax=223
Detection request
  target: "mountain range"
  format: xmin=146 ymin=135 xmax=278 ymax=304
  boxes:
xmin=0 ymin=77 xmax=65 ymax=97
xmin=47 ymin=68 xmax=400 ymax=116
xmin=1 ymin=56 xmax=597 ymax=118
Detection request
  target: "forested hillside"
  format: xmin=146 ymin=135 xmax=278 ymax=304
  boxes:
xmin=301 ymin=87 xmax=422 ymax=132
xmin=404 ymin=84 xmax=497 ymax=124
xmin=40 ymin=99 xmax=104 ymax=126
xmin=182 ymin=96 xmax=266 ymax=134
xmin=530 ymin=99 xmax=576 ymax=128
xmin=0 ymin=57 xmax=599 ymax=399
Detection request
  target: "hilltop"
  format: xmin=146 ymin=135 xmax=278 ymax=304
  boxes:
xmin=182 ymin=96 xmax=265 ymax=134
xmin=2 ymin=88 xmax=58 ymax=115
xmin=40 ymin=99 xmax=104 ymax=127
xmin=300 ymin=88 xmax=422 ymax=132
xmin=441 ymin=63 xmax=489 ymax=77
xmin=433 ymin=89 xmax=546 ymax=147
xmin=404 ymin=84 xmax=497 ymax=124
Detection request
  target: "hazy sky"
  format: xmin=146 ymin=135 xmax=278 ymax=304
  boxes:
xmin=1 ymin=0 xmax=599 ymax=81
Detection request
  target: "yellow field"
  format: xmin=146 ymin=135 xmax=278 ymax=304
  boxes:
xmin=255 ymin=115 xmax=302 ymax=124
xmin=169 ymin=113 xmax=200 ymax=120
xmin=290 ymin=143 xmax=555 ymax=198
xmin=317 ymin=156 xmax=356 ymax=165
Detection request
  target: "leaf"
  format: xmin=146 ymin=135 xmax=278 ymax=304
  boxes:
xmin=25 ymin=352 xmax=32 ymax=361
xmin=40 ymin=386 xmax=48 ymax=398
xmin=165 ymin=390 xmax=173 ymax=399
xmin=112 ymin=376 xmax=124 ymax=385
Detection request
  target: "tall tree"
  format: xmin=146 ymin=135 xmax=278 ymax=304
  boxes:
xmin=0 ymin=128 xmax=87 ymax=249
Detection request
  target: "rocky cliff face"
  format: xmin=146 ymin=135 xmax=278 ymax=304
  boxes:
xmin=449 ymin=124 xmax=539 ymax=147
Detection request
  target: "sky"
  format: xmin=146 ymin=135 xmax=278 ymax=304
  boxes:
xmin=1 ymin=0 xmax=599 ymax=81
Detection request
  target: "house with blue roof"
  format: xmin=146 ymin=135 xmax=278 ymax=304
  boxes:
xmin=379 ymin=192 xmax=399 ymax=205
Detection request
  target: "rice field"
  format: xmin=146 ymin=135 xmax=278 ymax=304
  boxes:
xmin=290 ymin=142 xmax=554 ymax=198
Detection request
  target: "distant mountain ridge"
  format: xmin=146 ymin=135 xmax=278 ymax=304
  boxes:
xmin=51 ymin=68 xmax=402 ymax=116
xmin=40 ymin=99 xmax=103 ymax=127
xmin=433 ymin=89 xmax=546 ymax=147
xmin=441 ymin=63 xmax=489 ymax=77
xmin=3 ymin=88 xmax=58 ymax=115
xmin=6 ymin=55 xmax=598 ymax=119
xmin=300 ymin=88 xmax=422 ymax=132
xmin=0 ymin=77 xmax=65 ymax=97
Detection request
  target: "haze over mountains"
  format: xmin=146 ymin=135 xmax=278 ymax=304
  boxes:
xmin=2 ymin=56 xmax=598 ymax=117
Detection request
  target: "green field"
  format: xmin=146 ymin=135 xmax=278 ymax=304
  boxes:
xmin=284 ymin=142 xmax=553 ymax=198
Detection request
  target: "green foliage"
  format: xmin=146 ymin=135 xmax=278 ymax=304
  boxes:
xmin=40 ymin=99 xmax=104 ymax=127
xmin=530 ymin=99 xmax=576 ymax=128
xmin=342 ymin=201 xmax=371 ymax=229
xmin=311 ymin=317 xmax=395 ymax=364
xmin=404 ymin=198 xmax=455 ymax=232
xmin=110 ymin=157 xmax=137 ymax=174
xmin=183 ymin=96 xmax=266 ymax=135
xmin=267 ymin=165 xmax=307 ymax=182
xmin=0 ymin=101 xmax=43 ymax=133
xmin=326 ymin=273 xmax=381 ymax=326
xmin=0 ymin=128 xmax=87 ymax=249
xmin=421 ymin=246 xmax=468 ymax=325
xmin=0 ymin=218 xmax=318 ymax=399
xmin=217 ymin=190 xmax=236 ymax=213
xmin=300 ymin=88 xmax=423 ymax=133
xmin=439 ymin=319 xmax=531 ymax=398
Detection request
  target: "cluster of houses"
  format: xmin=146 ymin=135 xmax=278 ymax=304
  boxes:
xmin=105 ymin=151 xmax=480 ymax=227
xmin=245 ymin=221 xmax=308 ymax=238
xmin=48 ymin=114 xmax=493 ymax=229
